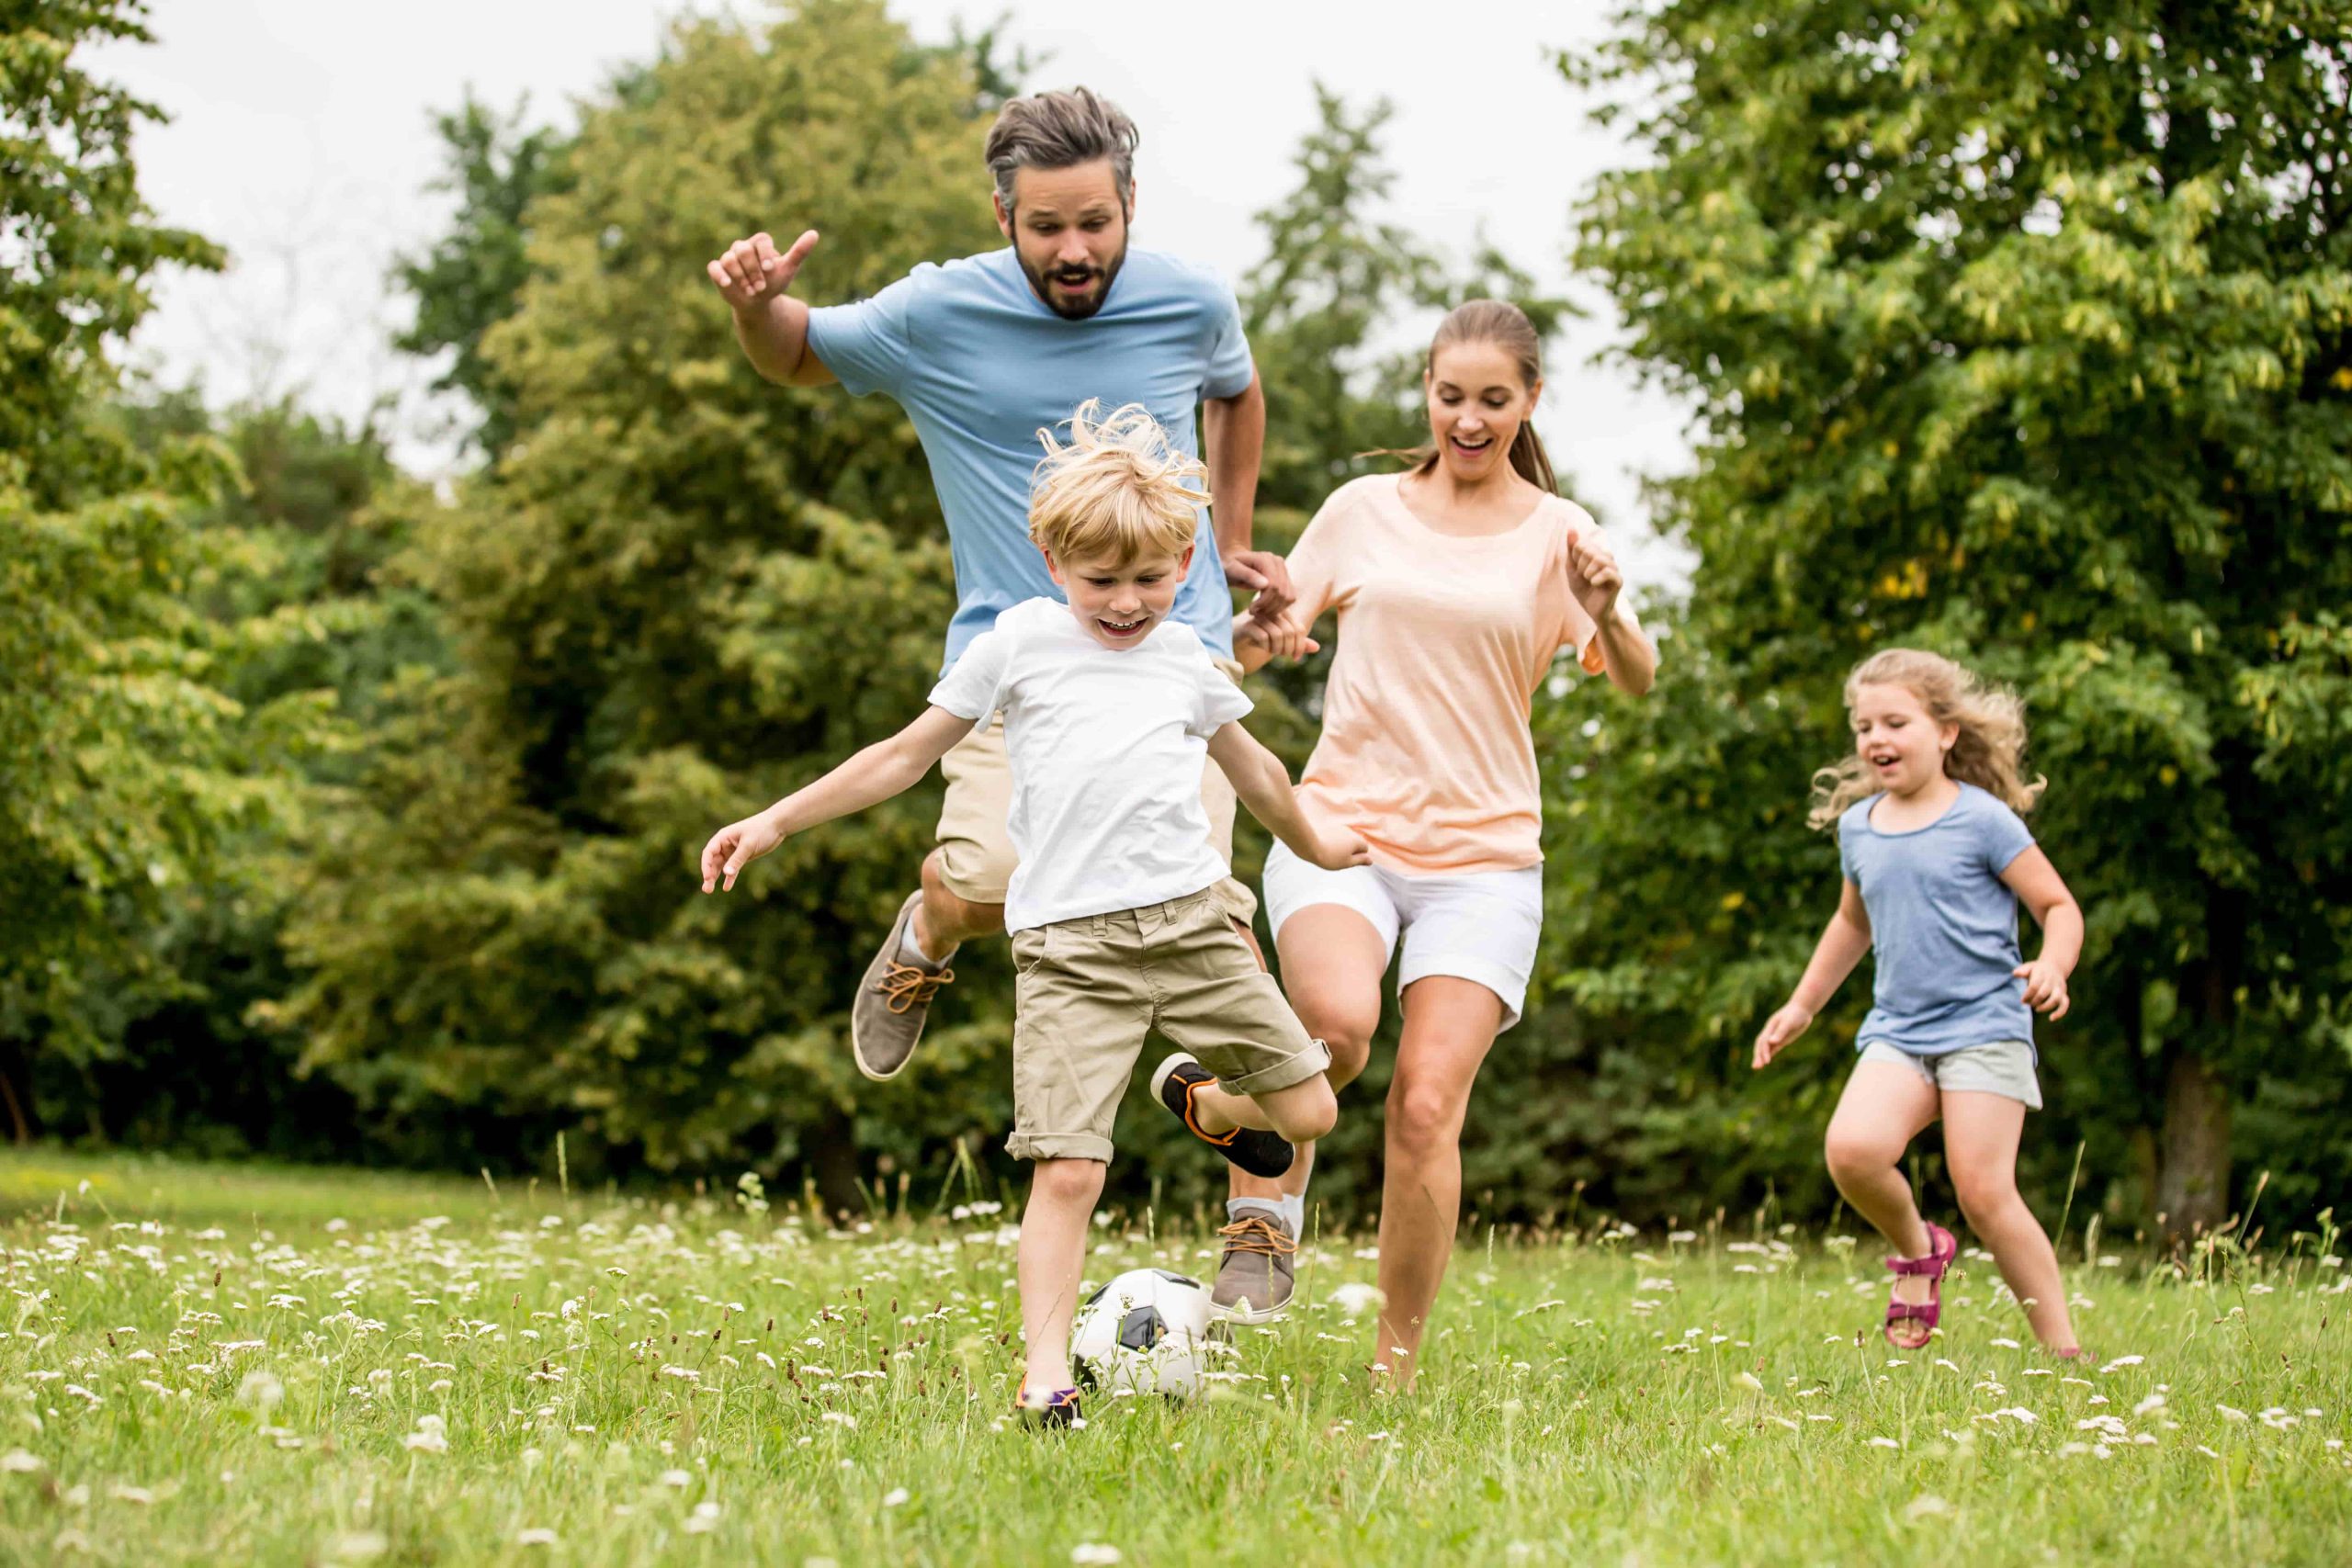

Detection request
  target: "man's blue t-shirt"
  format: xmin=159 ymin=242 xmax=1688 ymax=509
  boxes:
xmin=1838 ymin=783 xmax=2040 ymax=1055
xmin=806 ymin=247 xmax=1253 ymax=673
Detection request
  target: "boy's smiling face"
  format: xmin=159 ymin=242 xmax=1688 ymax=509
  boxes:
xmin=1045 ymin=544 xmax=1193 ymax=649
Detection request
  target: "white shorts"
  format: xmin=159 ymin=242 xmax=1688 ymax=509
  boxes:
xmin=1260 ymin=840 xmax=1544 ymax=1030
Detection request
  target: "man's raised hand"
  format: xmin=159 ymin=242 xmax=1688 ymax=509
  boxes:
xmin=707 ymin=229 xmax=820 ymax=315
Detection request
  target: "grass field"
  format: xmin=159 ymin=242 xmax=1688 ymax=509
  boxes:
xmin=1 ymin=1147 xmax=2346 ymax=1566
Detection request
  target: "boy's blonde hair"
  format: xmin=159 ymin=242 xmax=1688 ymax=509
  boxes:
xmin=1029 ymin=400 xmax=1206 ymax=566
xmin=1808 ymin=649 xmax=2047 ymax=829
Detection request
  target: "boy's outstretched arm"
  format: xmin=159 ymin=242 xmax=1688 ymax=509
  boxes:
xmin=1752 ymin=878 xmax=1873 ymax=1068
xmin=700 ymin=705 xmax=977 ymax=892
xmin=1204 ymin=722 xmax=1369 ymax=872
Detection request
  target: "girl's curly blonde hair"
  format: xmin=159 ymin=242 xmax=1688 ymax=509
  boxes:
xmin=1808 ymin=649 xmax=2046 ymax=829
xmin=1028 ymin=400 xmax=1205 ymax=566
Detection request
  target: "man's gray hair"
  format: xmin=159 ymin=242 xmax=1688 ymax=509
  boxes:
xmin=985 ymin=87 xmax=1139 ymax=212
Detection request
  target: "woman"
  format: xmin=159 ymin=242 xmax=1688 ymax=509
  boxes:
xmin=1190 ymin=299 xmax=1657 ymax=1387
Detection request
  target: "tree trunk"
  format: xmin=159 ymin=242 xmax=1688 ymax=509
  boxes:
xmin=808 ymin=1109 xmax=865 ymax=1222
xmin=2157 ymin=1047 xmax=2231 ymax=1241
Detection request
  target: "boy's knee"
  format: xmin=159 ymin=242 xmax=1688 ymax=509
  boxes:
xmin=1029 ymin=1157 xmax=1106 ymax=1203
xmin=1271 ymin=1078 xmax=1338 ymax=1144
xmin=920 ymin=850 xmax=1003 ymax=947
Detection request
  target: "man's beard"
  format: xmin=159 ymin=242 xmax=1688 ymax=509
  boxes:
xmin=1019 ymin=241 xmax=1127 ymax=321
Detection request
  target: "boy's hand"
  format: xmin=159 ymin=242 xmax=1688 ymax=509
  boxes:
xmin=2013 ymin=957 xmax=2071 ymax=1018
xmin=1237 ymin=609 xmax=1319 ymax=662
xmin=707 ymin=229 xmax=819 ymax=317
xmin=1306 ymin=824 xmax=1373 ymax=872
xmin=1566 ymin=527 xmax=1624 ymax=622
xmin=1752 ymin=1002 xmax=1814 ymax=1069
xmin=700 ymin=813 xmax=786 ymax=892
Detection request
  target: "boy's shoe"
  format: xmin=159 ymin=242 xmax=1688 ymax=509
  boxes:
xmin=1148 ymin=1053 xmax=1295 ymax=1179
xmin=1209 ymin=1210 xmax=1297 ymax=1324
xmin=851 ymin=893 xmax=955 ymax=1081
xmin=1014 ymin=1384 xmax=1083 ymax=1429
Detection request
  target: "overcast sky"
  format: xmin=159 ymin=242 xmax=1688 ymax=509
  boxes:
xmin=96 ymin=0 xmax=1695 ymax=581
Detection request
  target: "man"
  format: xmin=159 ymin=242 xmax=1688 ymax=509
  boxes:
xmin=707 ymin=86 xmax=1288 ymax=1084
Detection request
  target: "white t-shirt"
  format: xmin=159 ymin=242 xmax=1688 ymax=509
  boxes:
xmin=928 ymin=597 xmax=1253 ymax=932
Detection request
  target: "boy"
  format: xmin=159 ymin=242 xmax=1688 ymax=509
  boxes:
xmin=698 ymin=401 xmax=1365 ymax=1425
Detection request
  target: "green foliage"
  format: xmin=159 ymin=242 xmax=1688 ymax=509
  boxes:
xmin=0 ymin=1 xmax=301 ymax=1139
xmin=288 ymin=0 xmax=1007 ymax=1190
xmin=392 ymin=96 xmax=579 ymax=457
xmin=1550 ymin=0 xmax=2352 ymax=1229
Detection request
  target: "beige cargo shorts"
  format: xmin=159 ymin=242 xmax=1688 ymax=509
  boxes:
xmin=933 ymin=657 xmax=1259 ymax=927
xmin=1003 ymin=889 xmax=1331 ymax=1164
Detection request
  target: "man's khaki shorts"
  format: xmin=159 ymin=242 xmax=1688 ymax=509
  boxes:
xmin=1003 ymin=890 xmax=1331 ymax=1164
xmin=933 ymin=657 xmax=1259 ymax=927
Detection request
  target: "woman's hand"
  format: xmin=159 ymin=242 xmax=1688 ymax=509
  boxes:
xmin=2013 ymin=957 xmax=2072 ymax=1018
xmin=1236 ymin=609 xmax=1319 ymax=662
xmin=1752 ymin=1001 xmax=1815 ymax=1068
xmin=1566 ymin=527 xmax=1624 ymax=622
xmin=700 ymin=812 xmax=786 ymax=892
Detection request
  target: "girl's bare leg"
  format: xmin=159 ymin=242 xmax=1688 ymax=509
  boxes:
xmin=1823 ymin=1061 xmax=1943 ymax=1345
xmin=1943 ymin=1090 xmax=2079 ymax=1352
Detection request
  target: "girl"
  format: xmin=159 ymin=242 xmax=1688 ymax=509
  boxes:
xmin=1754 ymin=649 xmax=2085 ymax=1356
xmin=1180 ymin=299 xmax=1657 ymax=1389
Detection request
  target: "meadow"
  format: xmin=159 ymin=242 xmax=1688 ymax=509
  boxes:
xmin=0 ymin=1147 xmax=2345 ymax=1566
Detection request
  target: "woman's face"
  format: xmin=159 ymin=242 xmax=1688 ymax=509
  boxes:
xmin=1425 ymin=339 xmax=1540 ymax=484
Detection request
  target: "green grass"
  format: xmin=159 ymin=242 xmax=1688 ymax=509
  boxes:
xmin=0 ymin=1146 xmax=2346 ymax=1565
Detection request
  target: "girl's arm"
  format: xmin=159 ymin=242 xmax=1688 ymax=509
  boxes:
xmin=700 ymin=705 xmax=978 ymax=892
xmin=1204 ymin=722 xmax=1369 ymax=871
xmin=1999 ymin=846 xmax=2082 ymax=1019
xmin=1752 ymin=878 xmax=1872 ymax=1068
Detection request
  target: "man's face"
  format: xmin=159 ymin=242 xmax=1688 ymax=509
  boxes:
xmin=994 ymin=160 xmax=1131 ymax=321
xmin=1045 ymin=544 xmax=1192 ymax=649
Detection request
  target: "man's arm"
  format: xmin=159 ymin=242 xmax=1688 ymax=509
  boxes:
xmin=1203 ymin=369 xmax=1291 ymax=615
xmin=707 ymin=229 xmax=838 ymax=389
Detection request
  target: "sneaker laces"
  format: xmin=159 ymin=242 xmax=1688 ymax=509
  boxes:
xmin=874 ymin=962 xmax=955 ymax=1013
xmin=1216 ymin=1214 xmax=1297 ymax=1258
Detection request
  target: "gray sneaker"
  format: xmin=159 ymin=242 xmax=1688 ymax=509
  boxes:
xmin=1209 ymin=1211 xmax=1297 ymax=1324
xmin=849 ymin=893 xmax=954 ymax=1082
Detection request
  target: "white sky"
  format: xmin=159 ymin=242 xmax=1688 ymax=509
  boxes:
xmin=97 ymin=0 xmax=1695 ymax=583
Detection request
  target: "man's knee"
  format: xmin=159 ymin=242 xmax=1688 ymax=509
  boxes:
xmin=920 ymin=849 xmax=1004 ymax=947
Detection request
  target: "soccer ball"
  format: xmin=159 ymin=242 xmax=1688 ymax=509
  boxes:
xmin=1069 ymin=1268 xmax=1216 ymax=1398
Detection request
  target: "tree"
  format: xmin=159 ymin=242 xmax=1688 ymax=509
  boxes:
xmin=288 ymin=0 xmax=1009 ymax=1200
xmin=0 ymin=1 xmax=278 ymax=1138
xmin=1562 ymin=0 xmax=2352 ymax=1234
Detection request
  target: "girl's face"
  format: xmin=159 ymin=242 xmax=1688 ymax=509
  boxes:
xmin=1850 ymin=682 xmax=1958 ymax=796
xmin=1425 ymin=340 xmax=1540 ymax=485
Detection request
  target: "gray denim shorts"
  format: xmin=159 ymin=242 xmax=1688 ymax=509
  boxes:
xmin=1858 ymin=1038 xmax=2042 ymax=1110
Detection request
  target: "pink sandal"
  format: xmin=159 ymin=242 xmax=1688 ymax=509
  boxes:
xmin=1883 ymin=1221 xmax=1957 ymax=1348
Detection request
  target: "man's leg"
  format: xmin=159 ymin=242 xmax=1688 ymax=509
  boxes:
xmin=849 ymin=716 xmax=1020 ymax=1080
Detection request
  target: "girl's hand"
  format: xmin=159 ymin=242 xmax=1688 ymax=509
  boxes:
xmin=1237 ymin=609 xmax=1319 ymax=662
xmin=1566 ymin=527 xmax=1624 ymax=622
xmin=2013 ymin=957 xmax=2071 ymax=1019
xmin=1306 ymin=824 xmax=1374 ymax=872
xmin=1752 ymin=1002 xmax=1814 ymax=1069
xmin=700 ymin=813 xmax=786 ymax=892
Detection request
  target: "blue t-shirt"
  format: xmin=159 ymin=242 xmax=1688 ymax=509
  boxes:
xmin=1838 ymin=783 xmax=2039 ymax=1055
xmin=806 ymin=246 xmax=1253 ymax=673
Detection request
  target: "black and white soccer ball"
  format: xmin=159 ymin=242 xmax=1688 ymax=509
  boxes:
xmin=1069 ymin=1268 xmax=1216 ymax=1398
